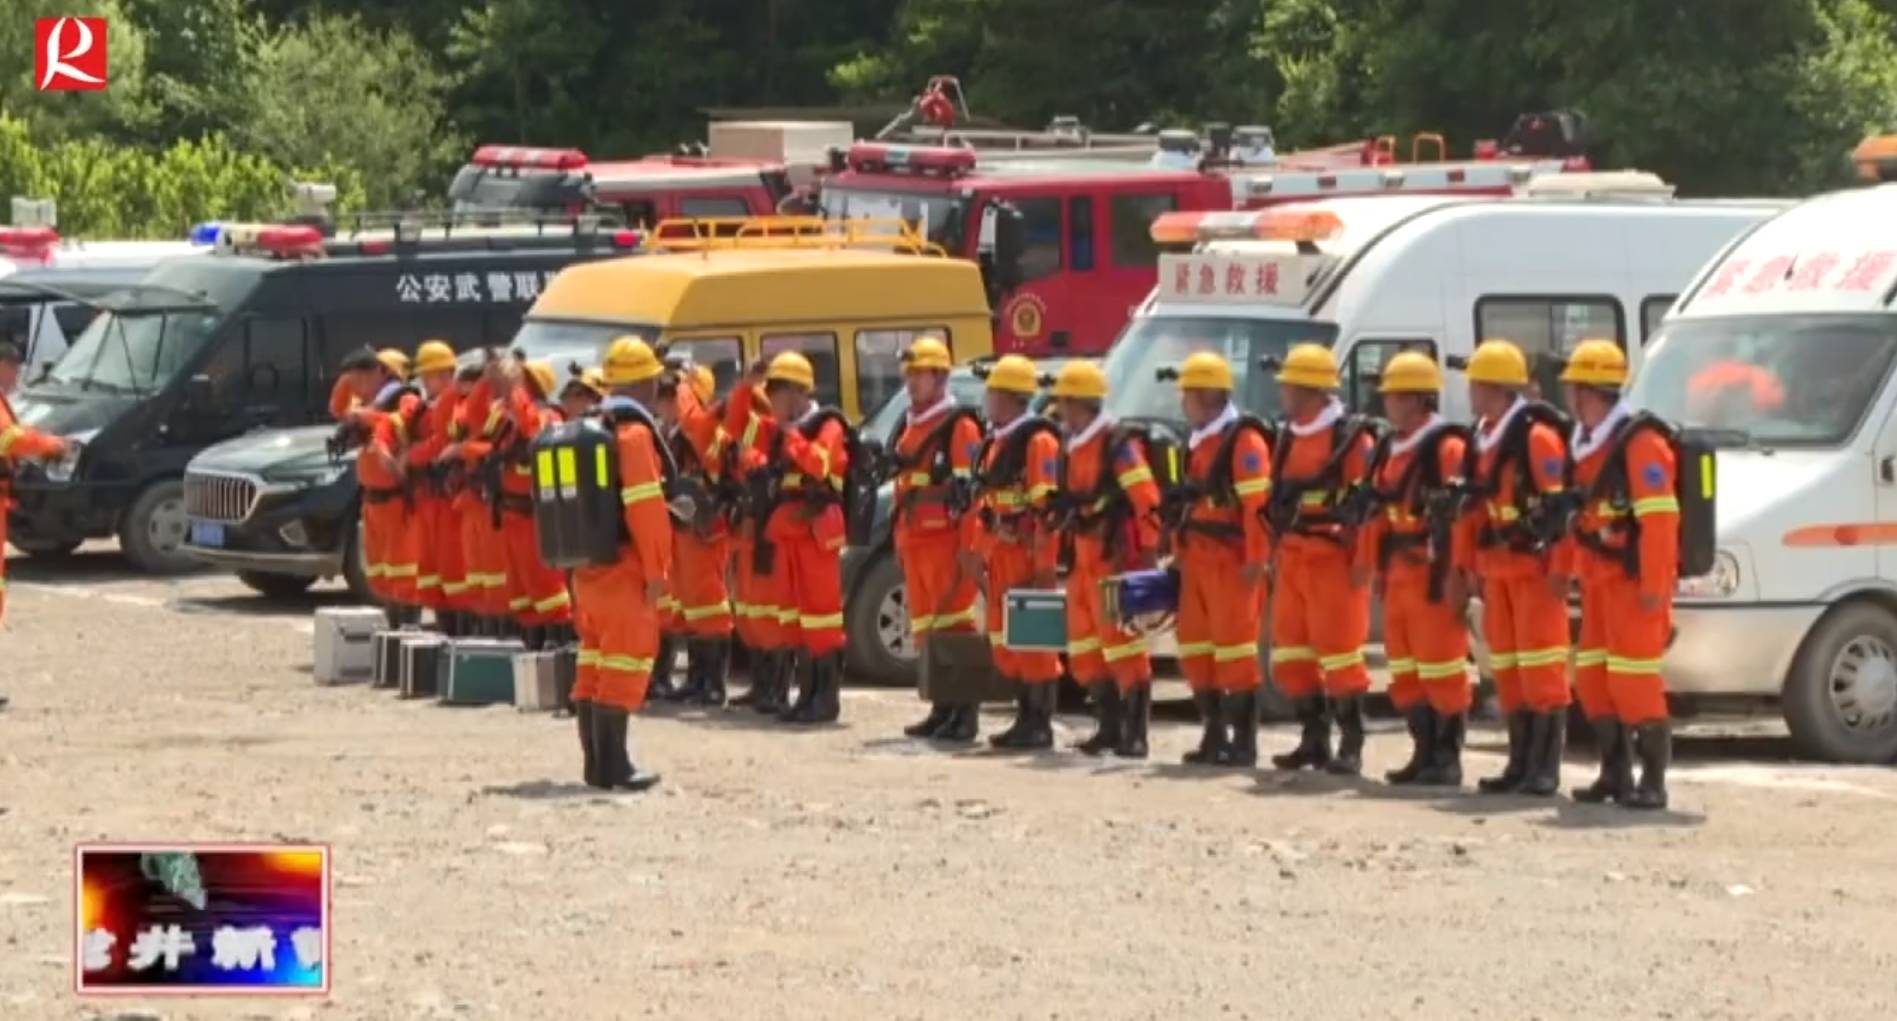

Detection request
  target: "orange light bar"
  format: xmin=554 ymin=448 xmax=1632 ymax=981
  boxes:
xmin=1147 ymin=211 xmax=1206 ymax=244
xmin=1247 ymin=210 xmax=1344 ymax=243
xmin=1854 ymin=134 xmax=1897 ymax=182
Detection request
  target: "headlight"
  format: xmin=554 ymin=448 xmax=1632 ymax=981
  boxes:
xmin=42 ymin=428 xmax=97 ymax=483
xmin=1677 ymin=549 xmax=1741 ymax=599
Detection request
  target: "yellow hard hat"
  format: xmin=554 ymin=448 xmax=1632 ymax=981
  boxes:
xmin=1276 ymin=343 xmax=1339 ymax=390
xmin=1378 ymin=351 xmax=1443 ymax=394
xmin=375 ymin=348 xmax=411 ymax=381
xmin=601 ymin=335 xmax=663 ymax=385
xmin=690 ymin=364 xmax=716 ymax=405
xmin=1179 ymin=351 xmax=1235 ymax=391
xmin=563 ymin=368 xmax=607 ymax=399
xmin=1467 ymin=339 xmax=1530 ymax=386
xmin=984 ymin=354 xmax=1041 ymax=395
xmin=413 ymin=340 xmax=456 ymax=376
xmin=901 ymin=337 xmax=952 ymax=374
xmin=1560 ymin=339 xmax=1629 ymax=387
xmin=766 ymin=351 xmax=816 ymax=390
xmin=1051 ymin=360 xmax=1108 ymax=400
xmin=523 ymin=361 xmax=558 ymax=401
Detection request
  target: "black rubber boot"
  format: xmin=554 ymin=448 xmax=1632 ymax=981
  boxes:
xmin=1623 ymin=720 xmax=1671 ymax=811
xmin=594 ymin=705 xmax=661 ymax=792
xmin=1415 ymin=711 xmax=1465 ymax=787
xmin=672 ymin=639 xmax=707 ymax=704
xmin=1115 ymin=684 xmax=1150 ymax=760
xmin=1385 ymin=704 xmax=1437 ymax=785
xmin=574 ymin=700 xmax=604 ymax=788
xmin=524 ymin=625 xmax=549 ymax=652
xmin=649 ymin=634 xmax=681 ymax=702
xmin=751 ymin=650 xmax=790 ymax=715
xmin=778 ymin=649 xmax=815 ymax=722
xmin=1272 ymin=696 xmax=1333 ymax=771
xmin=1224 ymin=689 xmax=1259 ymax=768
xmin=1022 ymin=683 xmax=1057 ymax=749
xmin=1477 ymin=710 xmax=1533 ymax=794
xmin=1075 ymin=683 xmax=1123 ymax=756
xmin=1182 ymin=689 xmax=1230 ymax=766
xmin=1325 ymin=695 xmax=1366 ymax=776
xmin=692 ymin=638 xmax=730 ymax=708
xmin=728 ymin=643 xmax=759 ymax=707
xmin=988 ymin=681 xmax=1032 ymax=748
xmin=1518 ymin=710 xmax=1565 ymax=797
xmin=935 ymin=703 xmax=979 ymax=744
xmin=787 ymin=651 xmax=843 ymax=725
xmin=905 ymin=702 xmax=955 ymax=738
xmin=1571 ymin=718 xmax=1634 ymax=804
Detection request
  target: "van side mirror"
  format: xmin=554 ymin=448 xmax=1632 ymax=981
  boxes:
xmin=186 ymin=373 xmax=216 ymax=411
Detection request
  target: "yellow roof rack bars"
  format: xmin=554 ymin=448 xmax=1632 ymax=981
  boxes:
xmin=645 ymin=215 xmax=947 ymax=256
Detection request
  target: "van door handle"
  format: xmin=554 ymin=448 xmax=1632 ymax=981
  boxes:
xmin=1882 ymin=456 xmax=1896 ymax=485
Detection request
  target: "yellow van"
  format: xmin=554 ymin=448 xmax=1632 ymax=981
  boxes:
xmin=510 ymin=220 xmax=994 ymax=420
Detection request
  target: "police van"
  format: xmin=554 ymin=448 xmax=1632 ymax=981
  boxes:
xmin=1629 ymin=170 xmax=1897 ymax=762
xmin=6 ymin=218 xmax=637 ymax=580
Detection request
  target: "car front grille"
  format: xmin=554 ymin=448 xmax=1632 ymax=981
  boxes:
xmin=184 ymin=472 xmax=260 ymax=523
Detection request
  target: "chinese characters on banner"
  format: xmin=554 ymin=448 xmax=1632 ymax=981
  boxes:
xmin=395 ymin=268 xmax=561 ymax=304
xmin=1698 ymin=249 xmax=1897 ymax=308
xmin=1156 ymin=253 xmax=1317 ymax=307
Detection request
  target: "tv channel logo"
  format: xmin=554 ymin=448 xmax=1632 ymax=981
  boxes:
xmin=76 ymin=844 xmax=330 ymax=996
xmin=35 ymin=16 xmax=108 ymax=92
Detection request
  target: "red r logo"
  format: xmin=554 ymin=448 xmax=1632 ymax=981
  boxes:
xmin=35 ymin=17 xmax=108 ymax=92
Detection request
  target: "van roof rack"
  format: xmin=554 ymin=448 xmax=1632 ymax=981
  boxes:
xmin=645 ymin=216 xmax=946 ymax=256
xmin=205 ymin=211 xmax=643 ymax=261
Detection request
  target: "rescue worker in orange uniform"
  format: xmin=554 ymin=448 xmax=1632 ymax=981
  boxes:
xmin=569 ymin=337 xmax=671 ymax=791
xmin=403 ymin=341 xmax=463 ymax=631
xmin=438 ymin=364 xmax=501 ymax=632
xmin=726 ymin=353 xmax=852 ymax=725
xmin=338 ymin=347 xmax=423 ymax=620
xmin=725 ymin=373 xmax=791 ymax=713
xmin=1563 ymin=340 xmax=1677 ymax=810
xmin=559 ymin=368 xmax=606 ymax=421
xmin=1050 ymin=360 xmax=1162 ymax=759
xmin=657 ymin=364 xmax=736 ymax=707
xmin=442 ymin=369 xmax=511 ymax=635
xmin=1170 ymin=352 xmax=1272 ymax=767
xmin=968 ymin=355 xmax=1064 ymax=750
xmin=891 ymin=338 xmax=985 ymax=743
xmin=1266 ymin=345 xmax=1376 ymax=774
xmin=1462 ymin=339 xmax=1574 ymax=797
xmin=1356 ymin=353 xmax=1474 ymax=785
xmin=1 ymin=340 xmax=70 ymax=681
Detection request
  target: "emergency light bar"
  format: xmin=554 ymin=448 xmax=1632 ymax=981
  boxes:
xmin=215 ymin=223 xmax=325 ymax=259
xmin=1149 ymin=209 xmax=1345 ymax=246
xmin=0 ymin=226 xmax=59 ymax=262
xmin=844 ymin=143 xmax=977 ymax=177
xmin=1854 ymin=134 xmax=1897 ymax=183
xmin=470 ymin=145 xmax=588 ymax=171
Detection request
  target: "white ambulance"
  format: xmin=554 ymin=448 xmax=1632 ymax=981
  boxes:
xmin=1627 ymin=180 xmax=1897 ymax=762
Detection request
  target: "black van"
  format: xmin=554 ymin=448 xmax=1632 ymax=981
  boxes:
xmin=4 ymin=221 xmax=637 ymax=576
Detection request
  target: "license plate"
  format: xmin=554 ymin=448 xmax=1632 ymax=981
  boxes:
xmin=188 ymin=520 xmax=226 ymax=548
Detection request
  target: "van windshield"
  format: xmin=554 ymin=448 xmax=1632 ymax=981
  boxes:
xmin=47 ymin=308 xmax=221 ymax=396
xmin=1632 ymin=314 xmax=1897 ymax=448
xmin=510 ymin=319 xmax=656 ymax=371
xmin=1103 ymin=315 xmax=1340 ymax=424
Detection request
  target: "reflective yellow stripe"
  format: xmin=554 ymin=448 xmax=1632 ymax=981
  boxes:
xmin=1067 ymin=637 xmax=1101 ymax=656
xmin=1514 ymin=646 xmax=1570 ymax=668
xmin=681 ymin=601 xmax=730 ymax=621
xmin=1489 ymin=652 xmax=1519 ymax=669
xmin=1213 ymin=642 xmax=1258 ymax=663
xmin=508 ymin=596 xmax=532 ymax=611
xmin=1116 ymin=466 xmax=1153 ymax=489
xmin=933 ymin=605 xmax=979 ymax=629
xmin=1574 ymin=648 xmax=1609 ymax=668
xmin=0 ymin=424 xmax=22 ymax=454
xmin=533 ymin=590 xmax=572 ymax=612
xmin=441 ymin=580 xmax=471 ymax=596
xmin=740 ymin=418 xmax=759 ymax=450
xmin=576 ymin=649 xmax=602 ymax=667
xmin=904 ymin=472 xmax=931 ymax=485
xmin=416 ymin=575 xmax=442 ymax=590
xmin=1299 ymin=491 xmax=1331 ymax=507
xmin=657 ymin=595 xmax=681 ymax=612
xmin=1026 ymin=483 xmax=1057 ymax=501
xmin=621 ymin=481 xmax=664 ymax=505
xmin=1270 ymin=645 xmax=1315 ymax=664
xmin=1318 ymin=649 xmax=1365 ymax=671
xmin=989 ymin=632 xmax=1007 ymax=647
xmin=1489 ymin=504 xmax=1521 ymax=522
xmin=1632 ymin=496 xmax=1679 ymax=517
xmin=776 ymin=607 xmax=799 ymax=623
xmin=800 ymin=612 xmax=843 ymax=630
xmin=382 ymin=563 xmax=418 ymax=579
xmin=1102 ymin=637 xmax=1150 ymax=662
xmin=951 ymin=467 xmax=973 ymax=479
xmin=512 ymin=464 xmax=533 ymax=476
xmin=483 ymin=406 xmax=504 ymax=434
xmin=599 ymin=654 xmax=654 ymax=675
xmin=1232 ymin=478 xmax=1271 ymax=497
xmin=1386 ymin=656 xmax=1418 ymax=674
xmin=1607 ymin=655 xmax=1665 ymax=674
xmin=363 ymin=563 xmax=384 ymax=579
xmin=909 ymin=614 xmax=938 ymax=635
xmin=388 ymin=413 xmax=406 ymax=437
xmin=1175 ymin=641 xmax=1216 ymax=658
xmin=1416 ymin=659 xmax=1467 ymax=680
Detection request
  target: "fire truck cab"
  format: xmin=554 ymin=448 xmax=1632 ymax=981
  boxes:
xmin=450 ymin=145 xmax=789 ymax=226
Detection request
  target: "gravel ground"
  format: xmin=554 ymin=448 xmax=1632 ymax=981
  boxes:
xmin=3 ymin=548 xmax=1896 ymax=1021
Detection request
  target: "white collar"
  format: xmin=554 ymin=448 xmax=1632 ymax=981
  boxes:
xmin=1188 ymin=402 xmax=1239 ymax=449
xmin=906 ymin=393 xmax=955 ymax=428
xmin=992 ymin=411 xmax=1034 ymax=439
xmin=1286 ymin=398 xmax=1344 ymax=437
xmin=792 ymin=402 xmax=821 ymax=426
xmin=1476 ymin=396 xmax=1526 ymax=452
xmin=1389 ymin=413 xmax=1445 ymax=456
xmin=1065 ymin=413 xmax=1113 ymax=451
xmin=1571 ymin=400 xmax=1632 ymax=461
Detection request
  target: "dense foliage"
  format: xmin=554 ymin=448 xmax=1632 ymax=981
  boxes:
xmin=2 ymin=0 xmax=1893 ymax=237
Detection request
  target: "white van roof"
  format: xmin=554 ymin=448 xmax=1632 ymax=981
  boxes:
xmin=1673 ymin=183 xmax=1897 ymax=319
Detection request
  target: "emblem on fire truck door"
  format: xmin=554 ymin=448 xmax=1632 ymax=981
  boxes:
xmin=1005 ymin=293 xmax=1047 ymax=341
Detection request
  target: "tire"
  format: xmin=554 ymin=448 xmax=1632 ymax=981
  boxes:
xmin=341 ymin=515 xmax=373 ymax=603
xmin=8 ymin=536 xmax=81 ymax=558
xmin=237 ymin=570 xmax=318 ymax=599
xmin=118 ymin=479 xmax=198 ymax=575
xmin=844 ymin=552 xmax=918 ymax=686
xmin=1783 ymin=601 xmax=1897 ymax=764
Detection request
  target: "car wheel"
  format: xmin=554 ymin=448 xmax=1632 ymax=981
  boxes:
xmin=341 ymin=514 xmax=373 ymax=603
xmin=237 ymin=570 xmax=318 ymax=599
xmin=1783 ymin=601 xmax=1897 ymax=763
xmin=118 ymin=479 xmax=198 ymax=575
xmin=844 ymin=552 xmax=917 ymax=686
xmin=8 ymin=536 xmax=81 ymax=558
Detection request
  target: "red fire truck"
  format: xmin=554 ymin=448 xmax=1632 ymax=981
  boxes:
xmin=449 ymin=145 xmax=791 ymax=225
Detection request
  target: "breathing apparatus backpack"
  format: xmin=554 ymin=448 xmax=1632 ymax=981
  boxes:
xmin=530 ymin=401 xmax=678 ymax=569
xmin=884 ymin=405 xmax=986 ymax=528
xmin=1051 ymin=421 xmax=1182 ymax=569
xmin=1574 ymin=411 xmax=1716 ymax=578
xmin=1161 ymin=413 xmax=1274 ymax=542
xmin=1465 ymin=401 xmax=1577 ymax=555
xmin=1367 ymin=421 xmax=1476 ymax=601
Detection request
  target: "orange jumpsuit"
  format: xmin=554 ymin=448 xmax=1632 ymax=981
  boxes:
xmin=468 ymin=385 xmax=573 ymax=627
xmin=358 ymin=389 xmax=422 ymax=605
xmin=1570 ymin=416 xmax=1677 ymax=726
xmin=968 ymin=419 xmax=1063 ymax=685
xmin=724 ymin=386 xmax=782 ymax=652
xmin=728 ymin=388 xmax=851 ymax=655
xmin=407 ymin=388 xmax=466 ymax=612
xmin=1464 ymin=402 xmax=1573 ymax=714
xmin=1175 ymin=417 xmax=1272 ymax=694
xmin=666 ymin=385 xmax=733 ymax=639
xmin=1060 ymin=422 xmax=1162 ymax=691
xmin=0 ymin=392 xmax=65 ymax=622
xmin=572 ymin=406 xmax=673 ymax=711
xmin=892 ymin=401 xmax=983 ymax=644
xmin=453 ymin=382 xmax=511 ymax=618
xmin=1269 ymin=408 xmax=1374 ymax=699
xmin=1357 ymin=421 xmax=1474 ymax=716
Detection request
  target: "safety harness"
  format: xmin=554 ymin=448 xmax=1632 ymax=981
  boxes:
xmin=1050 ymin=423 xmax=1168 ymax=570
xmin=1570 ymin=410 xmax=1679 ymax=579
xmin=603 ymin=400 xmax=680 ymax=544
xmin=1163 ymin=413 xmax=1274 ymax=543
xmin=1262 ymin=413 xmax=1382 ymax=546
xmin=887 ymin=405 xmax=983 ymax=526
xmin=1368 ymin=422 xmax=1475 ymax=601
xmin=1467 ymin=401 xmax=1577 ymax=555
xmin=974 ymin=415 xmax=1060 ymax=533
